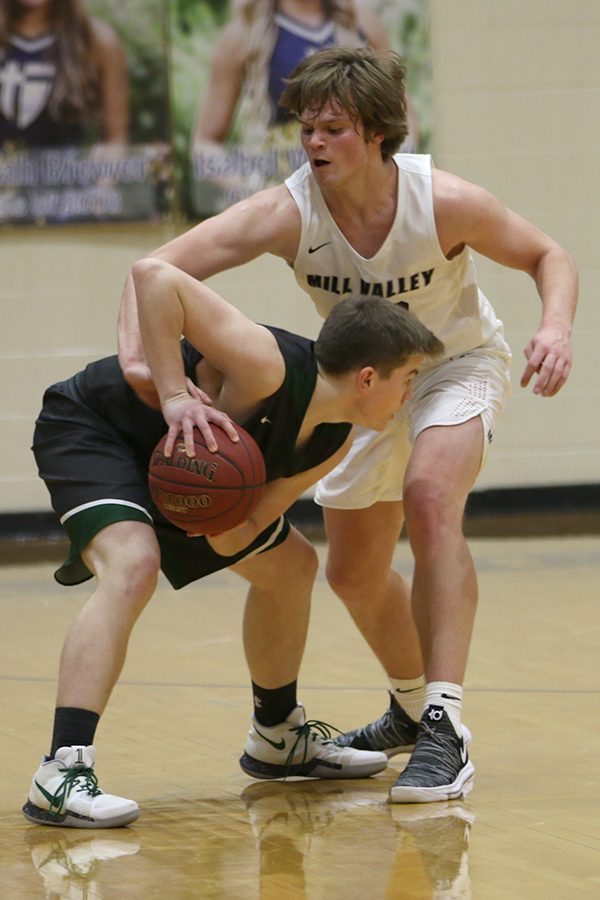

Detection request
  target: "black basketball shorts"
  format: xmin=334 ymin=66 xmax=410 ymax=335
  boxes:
xmin=33 ymin=381 xmax=289 ymax=589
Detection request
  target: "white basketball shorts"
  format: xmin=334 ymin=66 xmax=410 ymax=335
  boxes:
xmin=315 ymin=337 xmax=512 ymax=510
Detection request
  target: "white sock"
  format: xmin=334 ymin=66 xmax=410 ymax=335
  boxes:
xmin=389 ymin=676 xmax=426 ymax=723
xmin=425 ymin=681 xmax=463 ymax=735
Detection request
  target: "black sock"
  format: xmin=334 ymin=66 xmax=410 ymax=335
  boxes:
xmin=252 ymin=681 xmax=297 ymax=727
xmin=50 ymin=707 xmax=100 ymax=758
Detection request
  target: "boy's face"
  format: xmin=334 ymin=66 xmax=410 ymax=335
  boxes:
xmin=298 ymin=101 xmax=382 ymax=185
xmin=355 ymin=355 xmax=423 ymax=431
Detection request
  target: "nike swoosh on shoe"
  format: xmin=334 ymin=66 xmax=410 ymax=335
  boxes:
xmin=254 ymin=728 xmax=286 ymax=751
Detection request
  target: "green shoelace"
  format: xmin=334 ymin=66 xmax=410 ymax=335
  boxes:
xmin=284 ymin=719 xmax=342 ymax=776
xmin=47 ymin=764 xmax=103 ymax=814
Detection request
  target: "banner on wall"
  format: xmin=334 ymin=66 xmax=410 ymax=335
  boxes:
xmin=172 ymin=0 xmax=432 ymax=219
xmin=0 ymin=0 xmax=170 ymax=225
xmin=0 ymin=1 xmax=431 ymax=225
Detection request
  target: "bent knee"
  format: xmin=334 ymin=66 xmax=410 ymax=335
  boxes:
xmin=326 ymin=556 xmax=379 ymax=603
xmin=403 ymin=494 xmax=468 ymax=556
xmin=85 ymin=525 xmax=161 ymax=599
xmin=251 ymin=531 xmax=318 ymax=592
xmin=299 ymin=539 xmax=319 ymax=583
xmin=404 ymin=481 xmax=467 ymax=529
xmin=124 ymin=548 xmax=160 ymax=598
xmin=277 ymin=532 xmax=318 ymax=584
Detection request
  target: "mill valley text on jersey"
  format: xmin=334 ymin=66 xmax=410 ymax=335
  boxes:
xmin=305 ymin=267 xmax=435 ymax=301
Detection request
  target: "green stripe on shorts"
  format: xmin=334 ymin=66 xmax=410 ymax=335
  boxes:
xmin=56 ymin=503 xmax=153 ymax=586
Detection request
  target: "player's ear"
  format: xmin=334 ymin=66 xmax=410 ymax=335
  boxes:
xmin=369 ymin=130 xmax=385 ymax=147
xmin=357 ymin=366 xmax=376 ymax=393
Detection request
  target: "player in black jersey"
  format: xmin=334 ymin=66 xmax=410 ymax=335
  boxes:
xmin=24 ymin=262 xmax=442 ymax=829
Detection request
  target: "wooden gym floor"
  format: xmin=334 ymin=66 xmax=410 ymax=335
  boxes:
xmin=0 ymin=535 xmax=599 ymax=898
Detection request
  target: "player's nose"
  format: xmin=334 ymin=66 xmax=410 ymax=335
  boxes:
xmin=307 ymin=129 xmax=325 ymax=149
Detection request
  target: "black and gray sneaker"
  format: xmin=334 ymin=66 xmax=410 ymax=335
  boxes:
xmin=390 ymin=705 xmax=475 ymax=803
xmin=333 ymin=691 xmax=418 ymax=758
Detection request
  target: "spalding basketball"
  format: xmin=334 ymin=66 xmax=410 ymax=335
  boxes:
xmin=149 ymin=425 xmax=266 ymax=534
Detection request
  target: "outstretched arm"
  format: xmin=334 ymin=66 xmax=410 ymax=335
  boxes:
xmin=118 ymin=185 xmax=301 ymax=403
xmin=433 ymin=169 xmax=578 ymax=397
xmin=519 ymin=246 xmax=577 ymax=395
xmin=117 ymin=270 xmax=157 ymax=406
xmin=132 ymin=258 xmax=284 ymax=455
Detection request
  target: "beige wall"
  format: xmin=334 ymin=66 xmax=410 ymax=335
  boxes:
xmin=429 ymin=0 xmax=599 ymax=488
xmin=0 ymin=225 xmax=319 ymax=513
xmin=2 ymin=0 xmax=598 ymax=514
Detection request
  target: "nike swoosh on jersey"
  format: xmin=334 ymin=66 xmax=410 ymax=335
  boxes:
xmin=308 ymin=241 xmax=332 ymax=254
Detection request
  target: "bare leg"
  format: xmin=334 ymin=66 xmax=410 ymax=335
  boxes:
xmin=234 ymin=526 xmax=389 ymax=781
xmin=57 ymin=521 xmax=160 ymax=713
xmin=232 ymin=527 xmax=318 ymax=688
xmin=24 ymin=521 xmax=158 ymax=828
xmin=387 ymin=419 xmax=483 ymax=802
xmin=403 ymin=417 xmax=484 ymax=684
xmin=324 ymin=502 xmax=423 ymax=679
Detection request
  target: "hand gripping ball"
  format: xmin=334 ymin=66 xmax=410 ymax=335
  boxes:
xmin=149 ymin=425 xmax=266 ymax=535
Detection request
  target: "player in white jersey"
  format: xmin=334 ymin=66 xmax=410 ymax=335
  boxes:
xmin=286 ymin=151 xmax=511 ymax=512
xmin=118 ymin=48 xmax=578 ymax=803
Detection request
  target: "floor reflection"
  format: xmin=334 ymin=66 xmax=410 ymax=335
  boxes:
xmin=25 ymin=827 xmax=140 ymax=899
xmin=389 ymin=801 xmax=475 ymax=898
xmin=21 ymin=780 xmax=474 ymax=898
xmin=240 ymin=779 xmax=475 ymax=899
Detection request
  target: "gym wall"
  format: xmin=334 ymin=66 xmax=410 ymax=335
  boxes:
xmin=1 ymin=0 xmax=598 ymax=518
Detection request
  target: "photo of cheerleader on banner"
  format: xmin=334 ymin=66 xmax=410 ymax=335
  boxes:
xmin=172 ymin=0 xmax=433 ymax=219
xmin=0 ymin=0 xmax=170 ymax=225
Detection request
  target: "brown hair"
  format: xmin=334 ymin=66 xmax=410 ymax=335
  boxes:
xmin=280 ymin=46 xmax=408 ymax=160
xmin=315 ymin=297 xmax=444 ymax=378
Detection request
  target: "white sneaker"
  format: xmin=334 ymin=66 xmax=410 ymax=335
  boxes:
xmin=23 ymin=746 xmax=140 ymax=828
xmin=239 ymin=705 xmax=388 ymax=780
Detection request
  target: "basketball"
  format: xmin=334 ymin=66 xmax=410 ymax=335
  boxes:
xmin=148 ymin=425 xmax=266 ymax=535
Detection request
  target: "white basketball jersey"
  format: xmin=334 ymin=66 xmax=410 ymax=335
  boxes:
xmin=285 ymin=154 xmax=507 ymax=361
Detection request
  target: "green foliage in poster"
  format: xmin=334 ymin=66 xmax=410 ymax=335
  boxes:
xmin=89 ymin=0 xmax=170 ymax=143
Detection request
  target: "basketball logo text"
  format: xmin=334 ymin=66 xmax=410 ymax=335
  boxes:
xmin=150 ymin=487 xmax=212 ymax=514
xmin=152 ymin=449 xmax=217 ymax=482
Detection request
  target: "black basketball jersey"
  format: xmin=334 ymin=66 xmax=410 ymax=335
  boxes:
xmin=34 ymin=326 xmax=352 ymax=589
xmin=180 ymin=327 xmax=351 ymax=478
xmin=68 ymin=325 xmax=351 ymax=481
